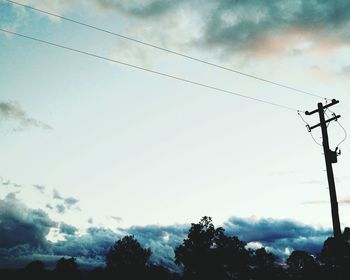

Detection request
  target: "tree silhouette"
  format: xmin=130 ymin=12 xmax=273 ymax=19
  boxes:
xmin=175 ymin=216 xmax=224 ymax=279
xmin=319 ymin=234 xmax=350 ymax=279
xmin=287 ymin=250 xmax=317 ymax=280
xmin=251 ymin=248 xmax=280 ymax=280
xmin=25 ymin=260 xmax=45 ymax=273
xmin=54 ymin=257 xmax=79 ymax=280
xmin=25 ymin=260 xmax=46 ymax=280
xmin=175 ymin=216 xmax=253 ymax=280
xmin=215 ymin=233 xmax=252 ymax=279
xmin=106 ymin=235 xmax=151 ymax=279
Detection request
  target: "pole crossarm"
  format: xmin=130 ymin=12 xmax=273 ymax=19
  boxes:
xmin=307 ymin=115 xmax=341 ymax=131
xmin=305 ymin=99 xmax=339 ymax=115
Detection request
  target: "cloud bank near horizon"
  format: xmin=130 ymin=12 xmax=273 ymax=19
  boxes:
xmin=0 ymin=194 xmax=333 ymax=270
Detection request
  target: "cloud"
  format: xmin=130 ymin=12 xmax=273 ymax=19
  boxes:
xmin=5 ymin=0 xmax=350 ymax=62
xmin=64 ymin=197 xmax=79 ymax=208
xmin=59 ymin=223 xmax=78 ymax=236
xmin=53 ymin=189 xmax=79 ymax=208
xmin=51 ymin=189 xmax=80 ymax=213
xmin=46 ymin=203 xmax=54 ymax=210
xmin=303 ymin=197 xmax=350 ymax=205
xmin=0 ymin=193 xmax=56 ymax=250
xmin=53 ymin=189 xmax=63 ymax=200
xmin=0 ymin=196 xmax=334 ymax=270
xmin=342 ymin=66 xmax=350 ymax=75
xmin=0 ymin=101 xmax=52 ymax=131
xmin=90 ymin=0 xmax=350 ymax=58
xmin=1 ymin=179 xmax=11 ymax=186
xmin=0 ymin=177 xmax=22 ymax=188
xmin=339 ymin=198 xmax=350 ymax=204
xmin=223 ymin=216 xmax=332 ymax=258
xmin=110 ymin=216 xmax=122 ymax=222
xmin=56 ymin=204 xmax=66 ymax=214
xmin=33 ymin=184 xmax=45 ymax=193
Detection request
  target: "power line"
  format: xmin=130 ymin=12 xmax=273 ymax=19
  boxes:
xmin=297 ymin=111 xmax=322 ymax=146
xmin=3 ymin=0 xmax=329 ymax=100
xmin=325 ymin=107 xmax=348 ymax=149
xmin=0 ymin=28 xmax=302 ymax=112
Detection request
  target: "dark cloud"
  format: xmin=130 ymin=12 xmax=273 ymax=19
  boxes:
xmin=0 ymin=101 xmax=52 ymax=130
xmin=94 ymin=0 xmax=184 ymax=18
xmin=125 ymin=224 xmax=188 ymax=271
xmin=59 ymin=223 xmax=78 ymax=236
xmin=223 ymin=217 xmax=332 ymax=258
xmin=93 ymin=0 xmax=350 ymax=57
xmin=0 ymin=196 xmax=334 ymax=270
xmin=0 ymin=194 xmax=56 ymax=250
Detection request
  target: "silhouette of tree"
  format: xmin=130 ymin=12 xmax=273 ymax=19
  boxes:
xmin=25 ymin=260 xmax=45 ymax=272
xmin=215 ymin=233 xmax=252 ymax=279
xmin=287 ymin=250 xmax=317 ymax=280
xmin=251 ymin=248 xmax=281 ymax=280
xmin=319 ymin=235 xmax=350 ymax=279
xmin=106 ymin=235 xmax=151 ymax=279
xmin=175 ymin=216 xmax=224 ymax=279
xmin=25 ymin=260 xmax=47 ymax=280
xmin=54 ymin=257 xmax=79 ymax=280
xmin=343 ymin=227 xmax=350 ymax=241
xmin=175 ymin=216 xmax=253 ymax=280
xmin=147 ymin=264 xmax=177 ymax=280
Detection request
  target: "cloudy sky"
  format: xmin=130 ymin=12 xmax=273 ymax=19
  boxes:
xmin=0 ymin=0 xmax=350 ymax=269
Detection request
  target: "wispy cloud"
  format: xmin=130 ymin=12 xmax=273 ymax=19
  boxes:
xmin=52 ymin=189 xmax=79 ymax=213
xmin=341 ymin=66 xmax=350 ymax=75
xmin=53 ymin=189 xmax=63 ymax=200
xmin=33 ymin=184 xmax=45 ymax=193
xmin=0 ymin=101 xmax=52 ymax=131
xmin=0 ymin=176 xmax=22 ymax=188
xmin=110 ymin=216 xmax=122 ymax=223
xmin=56 ymin=204 xmax=66 ymax=214
xmin=64 ymin=197 xmax=79 ymax=208
xmin=303 ymin=197 xmax=350 ymax=205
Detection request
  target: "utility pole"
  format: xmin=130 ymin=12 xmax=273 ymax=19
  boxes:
xmin=305 ymin=99 xmax=342 ymax=239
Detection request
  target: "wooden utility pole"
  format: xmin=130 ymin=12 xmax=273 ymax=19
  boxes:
xmin=305 ymin=99 xmax=342 ymax=239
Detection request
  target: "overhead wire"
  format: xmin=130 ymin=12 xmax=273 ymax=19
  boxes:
xmin=325 ymin=107 xmax=348 ymax=149
xmin=3 ymin=0 xmax=329 ymax=101
xmin=0 ymin=28 xmax=304 ymax=112
xmin=297 ymin=110 xmax=323 ymax=146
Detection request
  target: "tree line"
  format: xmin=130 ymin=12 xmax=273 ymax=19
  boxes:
xmin=1 ymin=216 xmax=350 ymax=280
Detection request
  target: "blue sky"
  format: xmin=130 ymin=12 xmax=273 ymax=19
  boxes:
xmin=1 ymin=0 xmax=350 ymax=269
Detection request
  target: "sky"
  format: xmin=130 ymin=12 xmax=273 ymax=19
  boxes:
xmin=0 ymin=0 xmax=350 ymax=269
